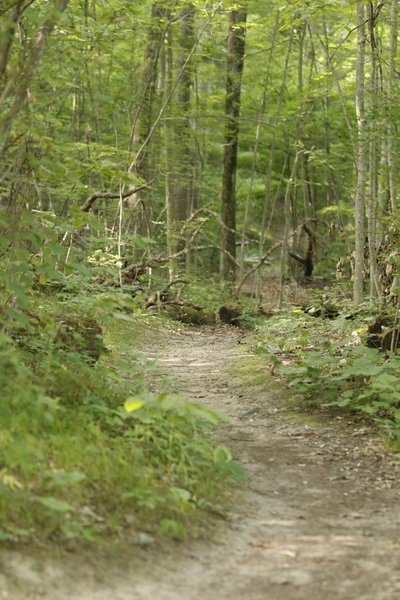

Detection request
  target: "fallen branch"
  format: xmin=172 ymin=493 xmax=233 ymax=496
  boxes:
xmin=146 ymin=279 xmax=189 ymax=307
xmin=203 ymin=208 xmax=256 ymax=242
xmin=103 ymin=218 xmax=209 ymax=287
xmin=179 ymin=202 xmax=212 ymax=236
xmin=233 ymin=246 xmax=278 ymax=300
xmin=80 ymin=180 xmax=154 ymax=213
xmin=202 ymin=233 xmax=240 ymax=268
xmin=232 ymin=221 xmax=315 ymax=300
xmin=160 ymin=278 xmax=189 ymax=296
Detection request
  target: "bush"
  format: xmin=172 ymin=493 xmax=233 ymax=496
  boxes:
xmin=0 ymin=310 xmax=243 ymax=544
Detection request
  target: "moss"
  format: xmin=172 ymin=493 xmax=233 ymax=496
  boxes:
xmin=162 ymin=304 xmax=216 ymax=325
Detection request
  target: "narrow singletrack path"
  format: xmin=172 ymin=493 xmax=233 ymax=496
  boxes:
xmin=3 ymin=325 xmax=400 ymax=599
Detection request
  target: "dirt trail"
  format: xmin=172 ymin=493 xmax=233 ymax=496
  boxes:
xmin=2 ymin=325 xmax=400 ymax=599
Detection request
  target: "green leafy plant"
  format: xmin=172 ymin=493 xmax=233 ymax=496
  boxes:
xmin=282 ymin=341 xmax=400 ymax=443
xmin=0 ymin=302 xmax=243 ymax=544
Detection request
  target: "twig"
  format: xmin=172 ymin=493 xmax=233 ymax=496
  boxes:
xmin=329 ymin=3 xmax=385 ymax=60
xmin=179 ymin=202 xmax=212 ymax=236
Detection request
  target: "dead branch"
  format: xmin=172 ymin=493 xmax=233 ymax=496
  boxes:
xmin=288 ymin=251 xmax=306 ymax=265
xmin=203 ymin=208 xmax=256 ymax=242
xmin=80 ymin=180 xmax=153 ymax=212
xmin=146 ymin=279 xmax=189 ymax=307
xmin=179 ymin=202 xmax=212 ymax=236
xmin=201 ymin=233 xmax=240 ymax=268
xmin=232 ymin=221 xmax=315 ymax=300
xmin=103 ymin=218 xmax=209 ymax=287
xmin=160 ymin=278 xmax=189 ymax=296
xmin=233 ymin=246 xmax=279 ymax=300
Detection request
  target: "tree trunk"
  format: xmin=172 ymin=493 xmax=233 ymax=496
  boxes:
xmin=220 ymin=6 xmax=247 ymax=283
xmin=0 ymin=0 xmax=26 ymax=84
xmin=353 ymin=1 xmax=367 ymax=307
xmin=367 ymin=2 xmax=382 ymax=298
xmin=240 ymin=11 xmax=280 ymax=285
xmin=278 ymin=153 xmax=299 ymax=308
xmin=388 ymin=0 xmax=398 ymax=215
xmin=129 ymin=2 xmax=167 ymax=236
xmin=0 ymin=0 xmax=70 ymax=156
xmin=171 ymin=2 xmax=195 ymax=224
xmin=130 ymin=2 xmax=167 ymax=178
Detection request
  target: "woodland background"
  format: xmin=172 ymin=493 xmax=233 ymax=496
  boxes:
xmin=2 ymin=0 xmax=398 ymax=301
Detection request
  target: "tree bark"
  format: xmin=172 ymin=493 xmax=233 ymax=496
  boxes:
xmin=239 ymin=11 xmax=280 ymax=285
xmin=0 ymin=0 xmax=69 ymax=156
xmin=388 ymin=0 xmax=398 ymax=215
xmin=0 ymin=0 xmax=26 ymax=84
xmin=353 ymin=1 xmax=367 ymax=307
xmin=174 ymin=2 xmax=195 ymax=221
xmin=130 ymin=2 xmax=167 ymax=178
xmin=128 ymin=2 xmax=168 ymax=235
xmin=367 ymin=2 xmax=382 ymax=298
xmin=166 ymin=1 xmax=196 ymax=258
xmin=220 ymin=6 xmax=247 ymax=283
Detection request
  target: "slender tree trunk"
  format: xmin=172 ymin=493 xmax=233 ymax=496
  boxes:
xmin=259 ymin=29 xmax=292 ymax=247
xmin=240 ymin=11 xmax=280 ymax=283
xmin=220 ymin=6 xmax=247 ymax=283
xmin=130 ymin=2 xmax=167 ymax=176
xmin=353 ymin=1 xmax=367 ymax=306
xmin=165 ymin=21 xmax=176 ymax=260
xmin=129 ymin=2 xmax=167 ymax=235
xmin=278 ymin=153 xmax=299 ymax=308
xmin=296 ymin=23 xmax=310 ymax=226
xmin=167 ymin=3 xmax=196 ymax=228
xmin=0 ymin=0 xmax=69 ymax=156
xmin=367 ymin=2 xmax=382 ymax=298
xmin=313 ymin=23 xmax=357 ymax=165
xmin=0 ymin=0 xmax=26 ymax=84
xmin=388 ymin=0 xmax=398 ymax=214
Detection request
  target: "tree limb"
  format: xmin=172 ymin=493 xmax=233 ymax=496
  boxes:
xmin=80 ymin=180 xmax=153 ymax=212
xmin=233 ymin=220 xmax=316 ymax=300
xmin=103 ymin=216 xmax=208 ymax=287
xmin=288 ymin=251 xmax=306 ymax=265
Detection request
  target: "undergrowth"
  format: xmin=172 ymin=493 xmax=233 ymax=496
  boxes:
xmin=0 ymin=293 xmax=243 ymax=545
xmin=251 ymin=302 xmax=400 ymax=448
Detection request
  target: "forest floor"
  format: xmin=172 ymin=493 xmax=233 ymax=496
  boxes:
xmin=2 ymin=323 xmax=400 ymax=599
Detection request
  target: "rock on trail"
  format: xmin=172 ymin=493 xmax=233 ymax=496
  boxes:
xmin=2 ymin=325 xmax=400 ymax=600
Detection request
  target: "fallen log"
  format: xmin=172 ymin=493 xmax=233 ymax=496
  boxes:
xmin=12 ymin=311 xmax=104 ymax=363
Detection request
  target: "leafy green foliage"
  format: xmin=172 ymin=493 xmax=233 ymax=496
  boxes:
xmin=0 ymin=300 xmax=242 ymax=544
xmin=252 ymin=306 xmax=400 ymax=445
xmin=284 ymin=344 xmax=400 ymax=443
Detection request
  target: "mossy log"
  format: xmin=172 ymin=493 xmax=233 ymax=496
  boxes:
xmin=219 ymin=305 xmax=241 ymax=326
xmin=381 ymin=329 xmax=400 ymax=353
xmin=13 ymin=312 xmax=104 ymax=362
xmin=53 ymin=316 xmax=104 ymax=361
xmin=161 ymin=304 xmax=215 ymax=325
xmin=302 ymin=304 xmax=340 ymax=319
xmin=366 ymin=316 xmax=396 ymax=350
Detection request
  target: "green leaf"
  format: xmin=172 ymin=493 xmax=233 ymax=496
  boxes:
xmin=171 ymin=487 xmax=192 ymax=503
xmin=37 ymin=496 xmax=75 ymax=513
xmin=223 ymin=460 xmax=246 ymax=481
xmin=213 ymin=445 xmax=232 ymax=464
xmin=124 ymin=398 xmax=144 ymax=412
xmin=48 ymin=471 xmax=86 ymax=486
